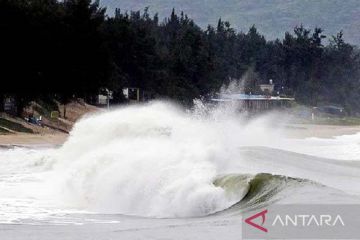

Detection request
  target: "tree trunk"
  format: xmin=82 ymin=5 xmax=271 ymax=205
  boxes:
xmin=63 ymin=104 xmax=67 ymax=119
xmin=16 ymin=101 xmax=24 ymax=117
xmin=0 ymin=94 xmax=4 ymax=112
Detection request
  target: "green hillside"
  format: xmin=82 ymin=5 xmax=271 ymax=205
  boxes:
xmin=101 ymin=0 xmax=360 ymax=45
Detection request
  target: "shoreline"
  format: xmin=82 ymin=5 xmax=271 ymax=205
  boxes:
xmin=0 ymin=133 xmax=68 ymax=147
xmin=283 ymin=124 xmax=360 ymax=139
xmin=0 ymin=124 xmax=360 ymax=147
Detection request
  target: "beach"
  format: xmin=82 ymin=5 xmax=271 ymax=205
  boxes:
xmin=0 ymin=133 xmax=68 ymax=146
xmin=284 ymin=124 xmax=360 ymax=138
xmin=0 ymin=103 xmax=360 ymax=240
xmin=1 ymin=123 xmax=360 ymax=147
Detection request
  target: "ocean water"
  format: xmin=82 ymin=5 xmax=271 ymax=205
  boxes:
xmin=0 ymin=101 xmax=359 ymax=239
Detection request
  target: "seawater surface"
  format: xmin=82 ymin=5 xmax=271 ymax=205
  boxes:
xmin=0 ymin=102 xmax=359 ymax=239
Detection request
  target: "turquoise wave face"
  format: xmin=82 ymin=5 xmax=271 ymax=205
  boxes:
xmin=212 ymin=173 xmax=313 ymax=215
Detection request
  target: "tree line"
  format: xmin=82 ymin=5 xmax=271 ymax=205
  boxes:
xmin=1 ymin=0 xmax=359 ymax=115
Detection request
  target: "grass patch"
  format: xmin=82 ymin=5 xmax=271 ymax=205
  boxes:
xmin=0 ymin=118 xmax=33 ymax=133
xmin=35 ymin=98 xmax=60 ymax=118
xmin=0 ymin=127 xmax=10 ymax=134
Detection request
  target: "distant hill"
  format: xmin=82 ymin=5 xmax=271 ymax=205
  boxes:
xmin=101 ymin=0 xmax=360 ymax=45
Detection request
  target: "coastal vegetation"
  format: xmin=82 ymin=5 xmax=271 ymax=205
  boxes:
xmin=0 ymin=0 xmax=359 ymax=116
xmin=0 ymin=118 xmax=33 ymax=133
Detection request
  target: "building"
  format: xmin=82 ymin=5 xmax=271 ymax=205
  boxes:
xmin=211 ymin=93 xmax=294 ymax=112
xmin=3 ymin=97 xmax=16 ymax=114
xmin=96 ymin=88 xmax=113 ymax=108
xmin=123 ymin=88 xmax=140 ymax=102
xmin=259 ymin=79 xmax=275 ymax=94
xmin=123 ymin=88 xmax=153 ymax=102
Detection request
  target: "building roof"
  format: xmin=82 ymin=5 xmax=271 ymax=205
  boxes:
xmin=211 ymin=93 xmax=294 ymax=102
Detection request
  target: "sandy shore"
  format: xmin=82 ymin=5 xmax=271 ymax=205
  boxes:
xmin=0 ymin=124 xmax=359 ymax=146
xmin=284 ymin=124 xmax=360 ymax=138
xmin=0 ymin=133 xmax=68 ymax=146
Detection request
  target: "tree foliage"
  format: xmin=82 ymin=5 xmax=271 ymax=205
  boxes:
xmin=0 ymin=1 xmax=359 ymax=115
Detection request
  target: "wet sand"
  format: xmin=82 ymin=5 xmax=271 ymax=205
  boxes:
xmin=0 ymin=124 xmax=360 ymax=147
xmin=284 ymin=124 xmax=360 ymax=139
xmin=0 ymin=133 xmax=68 ymax=146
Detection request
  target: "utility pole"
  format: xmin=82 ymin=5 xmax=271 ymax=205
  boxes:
xmin=107 ymin=89 xmax=110 ymax=110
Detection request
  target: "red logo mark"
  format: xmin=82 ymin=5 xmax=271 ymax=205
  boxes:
xmin=244 ymin=209 xmax=268 ymax=233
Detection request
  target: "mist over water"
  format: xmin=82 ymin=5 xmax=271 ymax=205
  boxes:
xmin=0 ymin=100 xmax=359 ymax=225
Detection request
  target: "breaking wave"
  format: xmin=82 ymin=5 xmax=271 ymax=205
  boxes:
xmin=1 ymin=101 xmax=359 ymax=223
xmin=48 ymin=101 xmax=290 ymax=218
